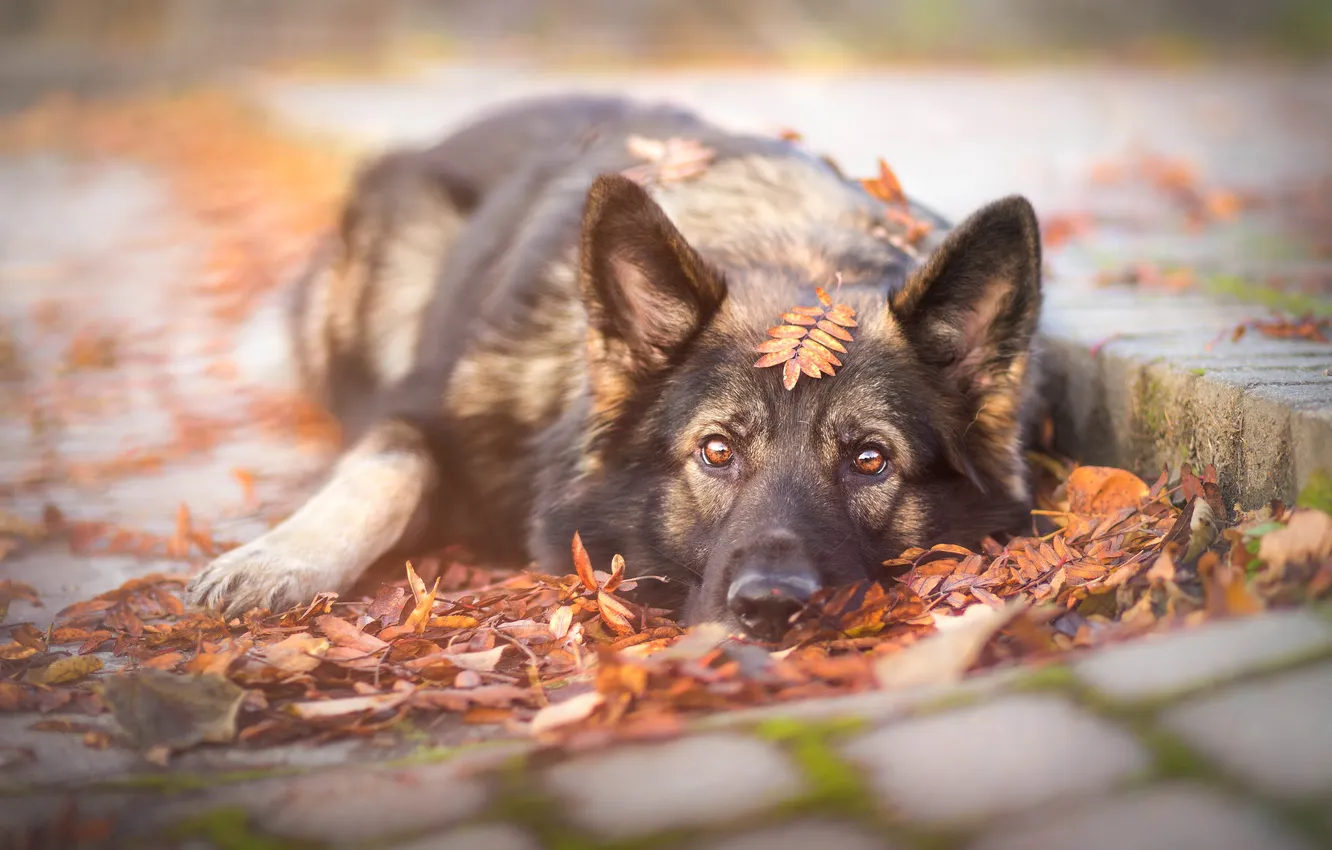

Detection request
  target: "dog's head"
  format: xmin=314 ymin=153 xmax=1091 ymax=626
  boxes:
xmin=566 ymin=174 xmax=1042 ymax=641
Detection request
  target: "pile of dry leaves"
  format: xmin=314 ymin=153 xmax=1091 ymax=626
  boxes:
xmin=3 ymin=461 xmax=1330 ymax=757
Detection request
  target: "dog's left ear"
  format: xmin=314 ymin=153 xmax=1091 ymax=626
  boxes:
xmin=580 ymin=174 xmax=727 ymax=414
xmin=891 ymin=195 xmax=1042 ymax=493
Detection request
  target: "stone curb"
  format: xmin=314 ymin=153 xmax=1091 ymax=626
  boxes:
xmin=1038 ymin=276 xmax=1331 ymax=510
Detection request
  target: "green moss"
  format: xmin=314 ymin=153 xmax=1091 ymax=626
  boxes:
xmin=1134 ymin=372 xmax=1171 ymax=439
xmin=1138 ymin=728 xmax=1213 ymax=782
xmin=1189 ymin=368 xmax=1207 ymax=376
xmin=91 ymin=765 xmax=310 ymax=793
xmin=753 ymin=715 xmax=867 ymax=743
xmin=1010 ymin=663 xmax=1079 ymax=694
xmin=908 ymin=687 xmax=986 ymax=718
xmin=1296 ymin=470 xmax=1332 ymax=514
xmin=1204 ymin=274 xmax=1332 ymax=318
xmin=173 ymin=807 xmax=307 ymax=850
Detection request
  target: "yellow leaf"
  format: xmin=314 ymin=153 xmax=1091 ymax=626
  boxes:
xmin=404 ymin=576 xmax=440 ymax=635
xmin=25 ymin=655 xmax=103 ymax=685
xmin=429 ymin=615 xmax=479 ymax=630
xmin=404 ymin=561 xmax=428 ymax=606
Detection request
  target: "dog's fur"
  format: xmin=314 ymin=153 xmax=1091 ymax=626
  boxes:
xmin=189 ymin=96 xmax=1043 ymax=638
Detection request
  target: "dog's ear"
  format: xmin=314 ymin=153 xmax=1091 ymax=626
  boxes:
xmin=891 ymin=195 xmax=1042 ymax=495
xmin=580 ymin=174 xmax=726 ymax=412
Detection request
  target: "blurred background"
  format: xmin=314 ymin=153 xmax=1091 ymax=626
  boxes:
xmin=2 ymin=0 xmax=1331 ymax=111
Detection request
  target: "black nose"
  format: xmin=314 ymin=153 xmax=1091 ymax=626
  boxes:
xmin=727 ymin=570 xmax=820 ymax=642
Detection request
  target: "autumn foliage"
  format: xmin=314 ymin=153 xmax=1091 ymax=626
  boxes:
xmin=754 ymin=283 xmax=858 ymax=390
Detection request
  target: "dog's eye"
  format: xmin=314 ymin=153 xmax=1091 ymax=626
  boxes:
xmin=700 ymin=437 xmax=734 ymax=467
xmin=853 ymin=446 xmax=890 ymax=476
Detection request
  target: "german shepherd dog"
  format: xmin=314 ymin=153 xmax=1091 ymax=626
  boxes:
xmin=189 ymin=96 xmax=1043 ymax=641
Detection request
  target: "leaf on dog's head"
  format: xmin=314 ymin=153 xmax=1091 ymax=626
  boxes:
xmin=862 ymin=158 xmax=906 ymax=206
xmin=754 ymin=278 xmax=857 ymax=391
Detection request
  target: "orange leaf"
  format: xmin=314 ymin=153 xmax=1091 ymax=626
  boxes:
xmin=807 ymin=327 xmax=848 ymax=352
xmin=597 ymin=590 xmax=637 ymax=636
xmin=782 ymin=358 xmax=801 ymax=390
xmin=815 ymin=319 xmax=854 ymax=340
xmin=753 ymin=350 xmax=795 ymax=368
xmin=572 ymin=532 xmax=597 ymax=591
xmin=814 ymin=286 xmax=833 ymax=307
xmin=822 ymin=312 xmax=858 ymax=329
xmin=755 ymin=337 xmax=801 ymax=353
xmin=767 ymin=325 xmax=809 ymax=339
xmin=781 ymin=312 xmax=816 ymax=326
xmin=1066 ymin=466 xmax=1150 ymax=515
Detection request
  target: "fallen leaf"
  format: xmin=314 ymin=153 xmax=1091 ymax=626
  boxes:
xmin=261 ymin=633 xmax=329 ymax=674
xmin=316 ymin=614 xmax=389 ymax=653
xmin=287 ymin=691 xmax=409 ymax=720
xmin=572 ymin=531 xmax=597 ymax=591
xmin=530 ymin=691 xmax=605 ymax=736
xmin=101 ymin=670 xmax=244 ymax=750
xmin=875 ymin=602 xmax=1025 ymax=689
xmin=0 ymin=642 xmax=37 ymax=660
xmin=549 ymin=605 xmax=574 ymax=640
xmin=598 ymin=590 xmax=637 ymax=636
xmin=1066 ymin=466 xmax=1149 ymax=515
xmin=1258 ymin=509 xmax=1332 ymax=572
xmin=24 ymin=655 xmax=103 ymax=685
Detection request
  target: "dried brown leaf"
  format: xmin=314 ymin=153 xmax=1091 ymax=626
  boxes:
xmin=572 ymin=531 xmax=597 ymax=592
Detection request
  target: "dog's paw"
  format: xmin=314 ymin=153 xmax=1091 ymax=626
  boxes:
xmin=188 ymin=541 xmax=344 ymax=618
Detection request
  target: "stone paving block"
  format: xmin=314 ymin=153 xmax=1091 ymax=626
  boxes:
xmin=388 ymin=823 xmax=541 ymax=850
xmin=238 ymin=751 xmax=505 ymax=844
xmin=542 ymin=734 xmax=804 ymax=841
xmin=840 ymin=695 xmax=1148 ymax=824
xmin=970 ymin=783 xmax=1313 ymax=850
xmin=1074 ymin=611 xmax=1332 ymax=701
xmin=1162 ymin=663 xmax=1332 ymax=798
xmin=697 ymin=820 xmax=895 ymax=850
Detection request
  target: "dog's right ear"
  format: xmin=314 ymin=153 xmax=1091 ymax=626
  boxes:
xmin=579 ymin=174 xmax=727 ymax=413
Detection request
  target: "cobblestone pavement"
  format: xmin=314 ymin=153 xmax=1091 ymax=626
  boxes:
xmin=1 ymin=65 xmax=1331 ymax=848
xmin=2 ymin=609 xmax=1329 ymax=849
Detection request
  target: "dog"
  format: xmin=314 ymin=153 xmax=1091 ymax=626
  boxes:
xmin=188 ymin=95 xmax=1043 ymax=642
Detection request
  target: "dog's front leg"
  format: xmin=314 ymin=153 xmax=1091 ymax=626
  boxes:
xmin=189 ymin=420 xmax=436 ymax=617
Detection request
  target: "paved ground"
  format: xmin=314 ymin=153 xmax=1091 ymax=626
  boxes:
xmin=4 ymin=610 xmax=1331 ymax=848
xmin=1 ymin=64 xmax=1331 ymax=848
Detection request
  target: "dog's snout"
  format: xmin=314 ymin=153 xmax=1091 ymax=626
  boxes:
xmin=726 ymin=533 xmax=821 ymax=641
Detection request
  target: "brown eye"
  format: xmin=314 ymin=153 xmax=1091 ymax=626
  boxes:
xmin=701 ymin=437 xmax=733 ymax=467
xmin=853 ymin=446 xmax=889 ymax=476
